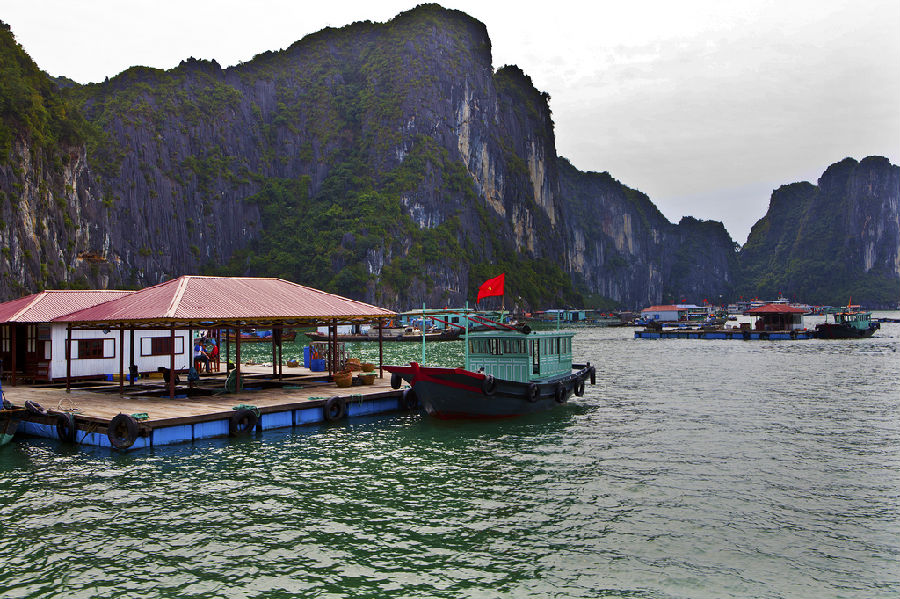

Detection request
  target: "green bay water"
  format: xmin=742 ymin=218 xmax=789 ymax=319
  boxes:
xmin=2 ymin=316 xmax=899 ymax=598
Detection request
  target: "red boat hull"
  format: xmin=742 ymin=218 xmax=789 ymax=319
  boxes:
xmin=384 ymin=362 xmax=595 ymax=419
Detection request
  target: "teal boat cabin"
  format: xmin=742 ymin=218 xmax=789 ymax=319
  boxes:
xmin=466 ymin=329 xmax=574 ymax=383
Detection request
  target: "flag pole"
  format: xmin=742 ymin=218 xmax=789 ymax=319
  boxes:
xmin=464 ymin=301 xmax=470 ymax=370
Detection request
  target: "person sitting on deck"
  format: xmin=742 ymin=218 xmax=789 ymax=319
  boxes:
xmin=193 ymin=339 xmax=210 ymax=373
xmin=204 ymin=336 xmax=219 ymax=371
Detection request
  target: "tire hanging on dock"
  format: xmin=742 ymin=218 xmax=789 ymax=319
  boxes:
xmin=229 ymin=409 xmax=258 ymax=436
xmin=481 ymin=375 xmax=497 ymax=396
xmin=589 ymin=366 xmax=596 ymax=386
xmin=401 ymin=388 xmax=418 ymax=410
xmin=56 ymin=413 xmax=77 ymax=443
xmin=390 ymin=372 xmax=402 ymax=390
xmin=107 ymin=413 xmax=139 ymax=449
xmin=323 ymin=396 xmax=346 ymax=421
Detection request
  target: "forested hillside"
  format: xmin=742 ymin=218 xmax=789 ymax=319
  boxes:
xmin=1 ymin=8 xmax=897 ymax=308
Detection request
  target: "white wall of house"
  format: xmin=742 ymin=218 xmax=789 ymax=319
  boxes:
xmin=641 ymin=309 xmax=681 ymax=321
xmin=47 ymin=325 xmax=191 ymax=380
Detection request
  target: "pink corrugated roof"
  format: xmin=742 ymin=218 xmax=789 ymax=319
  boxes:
xmin=745 ymin=303 xmax=807 ymax=314
xmin=641 ymin=305 xmax=682 ymax=312
xmin=0 ymin=290 xmax=134 ymax=323
xmin=54 ymin=276 xmax=396 ymax=325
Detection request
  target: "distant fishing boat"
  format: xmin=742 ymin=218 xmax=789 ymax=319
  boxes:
xmin=385 ymin=321 xmax=595 ymax=419
xmin=305 ymin=326 xmax=462 ymax=343
xmin=815 ymin=304 xmax=880 ymax=339
xmin=222 ymin=329 xmax=297 ymax=343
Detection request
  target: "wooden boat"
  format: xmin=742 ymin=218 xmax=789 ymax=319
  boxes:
xmin=1 ymin=409 xmax=22 ymax=447
xmin=815 ymin=306 xmax=880 ymax=339
xmin=385 ymin=326 xmax=595 ymax=418
xmin=305 ymin=327 xmax=462 ymax=343
xmin=222 ymin=329 xmax=297 ymax=343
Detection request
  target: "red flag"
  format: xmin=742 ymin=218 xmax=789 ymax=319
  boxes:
xmin=476 ymin=273 xmax=505 ymax=303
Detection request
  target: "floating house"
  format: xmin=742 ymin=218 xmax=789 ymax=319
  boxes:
xmin=53 ymin=275 xmax=397 ymax=397
xmin=640 ymin=305 xmax=685 ymax=322
xmin=744 ymin=303 xmax=807 ymax=331
xmin=0 ymin=290 xmax=192 ymax=385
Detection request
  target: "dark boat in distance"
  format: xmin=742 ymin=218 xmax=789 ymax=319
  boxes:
xmin=815 ymin=305 xmax=880 ymax=339
xmin=223 ymin=329 xmax=297 ymax=343
xmin=385 ymin=324 xmax=595 ymax=419
xmin=305 ymin=326 xmax=462 ymax=343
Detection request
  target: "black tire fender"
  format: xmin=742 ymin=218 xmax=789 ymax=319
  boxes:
xmin=554 ymin=381 xmax=567 ymax=403
xmin=107 ymin=413 xmax=139 ymax=449
xmin=323 ymin=396 xmax=345 ymax=421
xmin=229 ymin=408 xmax=258 ymax=436
xmin=401 ymin=388 xmax=418 ymax=410
xmin=589 ymin=366 xmax=596 ymax=386
xmin=742 ymin=331 xmax=751 ymax=340
xmin=526 ymin=382 xmax=540 ymax=403
xmin=390 ymin=372 xmax=402 ymax=389
xmin=56 ymin=413 xmax=77 ymax=443
xmin=574 ymin=378 xmax=585 ymax=397
xmin=481 ymin=374 xmax=497 ymax=396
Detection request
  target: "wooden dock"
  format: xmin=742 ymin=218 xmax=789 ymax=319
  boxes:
xmin=3 ymin=365 xmax=410 ymax=450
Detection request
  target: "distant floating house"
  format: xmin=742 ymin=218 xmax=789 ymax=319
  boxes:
xmin=533 ymin=309 xmax=593 ymax=323
xmin=744 ymin=303 xmax=807 ymax=331
xmin=640 ymin=305 xmax=685 ymax=322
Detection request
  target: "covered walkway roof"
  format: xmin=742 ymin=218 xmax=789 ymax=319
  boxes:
xmin=53 ymin=276 xmax=396 ymax=328
xmin=0 ymin=290 xmax=134 ymax=323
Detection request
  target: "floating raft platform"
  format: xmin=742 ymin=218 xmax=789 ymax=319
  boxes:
xmin=3 ymin=366 xmax=409 ymax=451
xmin=634 ymin=328 xmax=815 ymax=340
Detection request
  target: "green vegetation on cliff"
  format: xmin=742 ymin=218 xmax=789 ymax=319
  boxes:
xmin=737 ymin=158 xmax=900 ymax=306
xmin=0 ymin=21 xmax=92 ymax=161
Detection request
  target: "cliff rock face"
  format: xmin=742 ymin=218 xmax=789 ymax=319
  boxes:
xmin=2 ymin=8 xmax=896 ymax=308
xmin=557 ymin=159 xmax=737 ymax=306
xmin=738 ymin=157 xmax=900 ymax=306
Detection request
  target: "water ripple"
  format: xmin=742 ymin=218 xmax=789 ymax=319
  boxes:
xmin=2 ymin=322 xmax=900 ymax=597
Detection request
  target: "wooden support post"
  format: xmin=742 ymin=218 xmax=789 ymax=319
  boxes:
xmin=235 ymin=327 xmax=242 ymax=393
xmin=378 ymin=318 xmax=384 ymax=378
xmin=129 ymin=328 xmax=135 ymax=387
xmin=119 ymin=325 xmax=125 ymax=395
xmin=65 ymin=324 xmax=71 ymax=393
xmin=169 ymin=326 xmax=176 ymax=400
xmin=271 ymin=327 xmax=277 ymax=379
xmin=188 ymin=326 xmax=194 ymax=391
xmin=330 ymin=319 xmax=337 ymax=375
xmin=10 ymin=323 xmax=16 ymax=387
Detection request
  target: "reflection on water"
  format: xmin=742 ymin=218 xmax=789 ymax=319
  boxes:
xmin=1 ymin=316 xmax=899 ymax=598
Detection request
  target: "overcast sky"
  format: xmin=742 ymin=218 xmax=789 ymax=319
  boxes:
xmin=4 ymin=0 xmax=898 ymax=244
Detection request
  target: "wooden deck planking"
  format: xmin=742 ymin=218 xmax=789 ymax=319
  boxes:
xmin=3 ymin=375 xmax=397 ymax=423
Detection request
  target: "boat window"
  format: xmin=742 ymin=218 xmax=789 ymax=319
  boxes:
xmin=531 ymin=340 xmax=540 ymax=374
xmin=556 ymin=337 xmax=561 ymax=354
xmin=490 ymin=339 xmax=502 ymax=355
